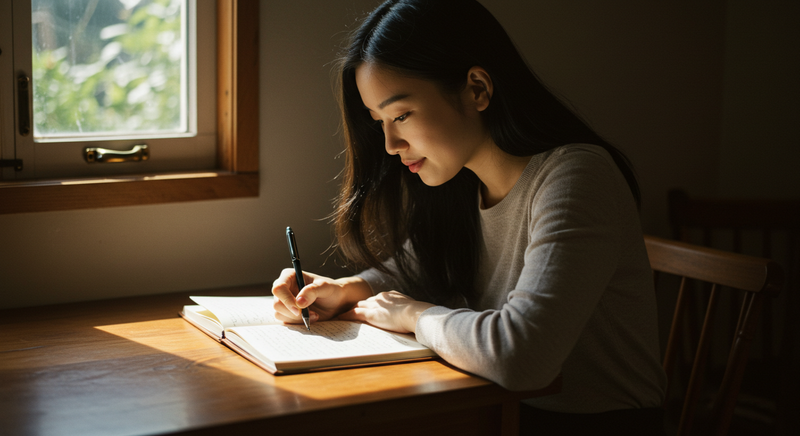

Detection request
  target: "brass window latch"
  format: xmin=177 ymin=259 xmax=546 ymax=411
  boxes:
xmin=84 ymin=145 xmax=149 ymax=164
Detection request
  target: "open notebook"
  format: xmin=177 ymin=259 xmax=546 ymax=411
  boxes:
xmin=181 ymin=296 xmax=437 ymax=374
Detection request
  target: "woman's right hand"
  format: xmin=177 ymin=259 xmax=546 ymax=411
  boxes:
xmin=271 ymin=269 xmax=372 ymax=325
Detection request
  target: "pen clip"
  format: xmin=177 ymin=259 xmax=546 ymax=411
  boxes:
xmin=286 ymin=226 xmax=300 ymax=261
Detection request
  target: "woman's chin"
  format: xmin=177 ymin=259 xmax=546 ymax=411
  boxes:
xmin=418 ymin=172 xmax=453 ymax=187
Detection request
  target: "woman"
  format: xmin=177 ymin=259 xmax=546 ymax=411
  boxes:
xmin=272 ymin=0 xmax=667 ymax=433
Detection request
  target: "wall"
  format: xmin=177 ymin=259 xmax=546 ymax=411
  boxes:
xmin=0 ymin=0 xmax=789 ymax=309
xmin=483 ymin=0 xmax=726 ymax=236
xmin=719 ymin=0 xmax=800 ymax=198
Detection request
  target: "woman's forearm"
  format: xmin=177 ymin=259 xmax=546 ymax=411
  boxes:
xmin=334 ymin=276 xmax=375 ymax=312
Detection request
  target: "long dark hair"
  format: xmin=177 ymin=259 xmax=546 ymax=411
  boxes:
xmin=332 ymin=0 xmax=640 ymax=305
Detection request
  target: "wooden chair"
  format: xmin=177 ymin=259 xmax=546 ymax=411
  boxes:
xmin=644 ymin=235 xmax=783 ymax=436
xmin=668 ymin=189 xmax=800 ymax=435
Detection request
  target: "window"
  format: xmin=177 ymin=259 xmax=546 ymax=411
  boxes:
xmin=0 ymin=0 xmax=258 ymax=214
xmin=32 ymin=0 xmax=189 ymax=138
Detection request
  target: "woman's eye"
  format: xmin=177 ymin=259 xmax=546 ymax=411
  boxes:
xmin=393 ymin=113 xmax=409 ymax=122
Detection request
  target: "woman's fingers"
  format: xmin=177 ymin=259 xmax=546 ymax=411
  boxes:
xmin=272 ymin=268 xmax=302 ymax=319
xmin=295 ymin=281 xmax=336 ymax=308
xmin=271 ymin=269 xmax=345 ymax=323
xmin=335 ymin=291 xmax=432 ymax=334
xmin=337 ymin=306 xmax=365 ymax=322
xmin=274 ymin=307 xmax=319 ymax=324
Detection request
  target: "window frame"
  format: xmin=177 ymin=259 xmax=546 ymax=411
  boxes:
xmin=0 ymin=0 xmax=259 ymax=214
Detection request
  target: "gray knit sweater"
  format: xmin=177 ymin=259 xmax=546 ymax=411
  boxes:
xmin=357 ymin=144 xmax=667 ymax=413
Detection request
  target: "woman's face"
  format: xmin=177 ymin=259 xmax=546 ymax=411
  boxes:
xmin=355 ymin=63 xmax=492 ymax=187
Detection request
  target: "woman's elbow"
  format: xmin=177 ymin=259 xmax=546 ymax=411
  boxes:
xmin=486 ymin=360 xmax=560 ymax=392
xmin=497 ymin=374 xmax=558 ymax=392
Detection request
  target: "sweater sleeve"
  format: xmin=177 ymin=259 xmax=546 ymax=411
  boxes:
xmin=355 ymin=261 xmax=402 ymax=296
xmin=415 ymin=149 xmax=626 ymax=391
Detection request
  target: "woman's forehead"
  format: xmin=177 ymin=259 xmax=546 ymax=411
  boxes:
xmin=355 ymin=63 xmax=436 ymax=109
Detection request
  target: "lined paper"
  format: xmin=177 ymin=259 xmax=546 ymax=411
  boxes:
xmin=229 ymin=321 xmax=428 ymax=362
xmin=190 ymin=296 xmax=278 ymax=328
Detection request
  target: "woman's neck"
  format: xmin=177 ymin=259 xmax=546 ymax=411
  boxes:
xmin=468 ymin=145 xmax=531 ymax=209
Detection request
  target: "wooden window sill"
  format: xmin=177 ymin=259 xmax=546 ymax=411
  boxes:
xmin=0 ymin=172 xmax=258 ymax=214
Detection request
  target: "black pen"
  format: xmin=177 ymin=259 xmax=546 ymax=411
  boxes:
xmin=286 ymin=226 xmax=311 ymax=331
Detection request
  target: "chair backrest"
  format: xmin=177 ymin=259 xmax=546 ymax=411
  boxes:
xmin=668 ymin=189 xmax=800 ymax=435
xmin=644 ymin=235 xmax=783 ymax=436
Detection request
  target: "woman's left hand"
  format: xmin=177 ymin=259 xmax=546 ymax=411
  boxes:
xmin=338 ymin=291 xmax=435 ymax=334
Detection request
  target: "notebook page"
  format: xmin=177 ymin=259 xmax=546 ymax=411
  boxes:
xmin=190 ymin=296 xmax=278 ymax=328
xmin=229 ymin=321 xmax=428 ymax=362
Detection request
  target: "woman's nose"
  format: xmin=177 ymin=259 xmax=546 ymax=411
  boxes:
xmin=383 ymin=125 xmax=408 ymax=155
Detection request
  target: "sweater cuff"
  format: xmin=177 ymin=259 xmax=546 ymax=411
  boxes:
xmin=414 ymin=305 xmax=453 ymax=350
xmin=355 ymin=268 xmax=396 ymax=295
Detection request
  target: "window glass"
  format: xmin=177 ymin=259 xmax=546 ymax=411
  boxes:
xmin=31 ymin=0 xmax=187 ymax=139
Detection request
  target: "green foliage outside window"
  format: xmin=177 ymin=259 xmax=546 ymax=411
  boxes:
xmin=32 ymin=0 xmax=185 ymax=136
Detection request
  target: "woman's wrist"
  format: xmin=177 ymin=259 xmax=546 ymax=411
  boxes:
xmin=402 ymin=301 xmax=436 ymax=333
xmin=334 ymin=276 xmax=374 ymax=311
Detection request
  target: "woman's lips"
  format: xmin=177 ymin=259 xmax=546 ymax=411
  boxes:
xmin=403 ymin=158 xmax=425 ymax=174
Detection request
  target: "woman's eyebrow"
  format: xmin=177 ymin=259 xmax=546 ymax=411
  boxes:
xmin=364 ymin=93 xmax=411 ymax=111
xmin=379 ymin=93 xmax=410 ymax=109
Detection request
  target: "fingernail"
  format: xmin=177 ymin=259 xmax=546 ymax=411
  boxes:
xmin=296 ymin=296 xmax=307 ymax=306
xmin=310 ymin=312 xmax=319 ymax=322
xmin=290 ymin=306 xmax=300 ymax=316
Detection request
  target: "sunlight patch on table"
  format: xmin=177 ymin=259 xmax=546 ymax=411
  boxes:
xmin=95 ymin=318 xmax=482 ymax=401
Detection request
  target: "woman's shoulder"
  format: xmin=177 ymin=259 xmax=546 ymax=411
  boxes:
xmin=523 ymin=143 xmax=619 ymax=185
xmin=524 ymin=143 xmax=629 ymax=208
xmin=485 ymin=143 xmax=624 ymax=218
xmin=544 ymin=143 xmax=616 ymax=167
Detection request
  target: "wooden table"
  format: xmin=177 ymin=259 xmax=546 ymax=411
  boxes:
xmin=0 ymin=285 xmax=560 ymax=436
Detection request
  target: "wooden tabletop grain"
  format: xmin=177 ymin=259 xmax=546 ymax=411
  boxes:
xmin=0 ymin=285 xmax=559 ymax=436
